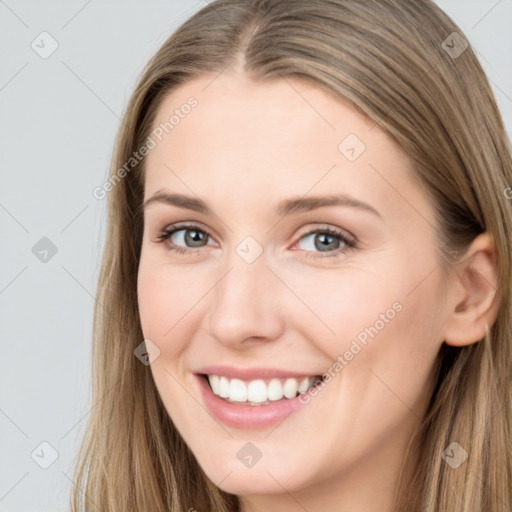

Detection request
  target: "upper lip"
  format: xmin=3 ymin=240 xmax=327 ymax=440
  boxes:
xmin=196 ymin=365 xmax=322 ymax=381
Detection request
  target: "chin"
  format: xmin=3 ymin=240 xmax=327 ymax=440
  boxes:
xmin=195 ymin=451 xmax=312 ymax=496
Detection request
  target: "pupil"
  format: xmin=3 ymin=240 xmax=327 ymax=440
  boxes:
xmin=185 ymin=230 xmax=206 ymax=247
xmin=315 ymin=233 xmax=339 ymax=251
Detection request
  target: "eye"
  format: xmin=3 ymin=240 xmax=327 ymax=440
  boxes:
xmin=293 ymin=226 xmax=356 ymax=259
xmin=153 ymin=223 xmax=214 ymax=255
xmin=153 ymin=223 xmax=357 ymax=259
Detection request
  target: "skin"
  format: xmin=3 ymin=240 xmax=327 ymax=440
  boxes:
xmin=137 ymin=69 xmax=498 ymax=512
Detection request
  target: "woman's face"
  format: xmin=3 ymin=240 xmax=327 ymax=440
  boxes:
xmin=137 ymin=72 xmax=449 ymax=505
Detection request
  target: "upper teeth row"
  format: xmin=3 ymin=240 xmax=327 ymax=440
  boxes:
xmin=207 ymin=375 xmax=318 ymax=404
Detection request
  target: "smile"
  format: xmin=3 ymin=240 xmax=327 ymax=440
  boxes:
xmin=195 ymin=367 xmax=326 ymax=429
xmin=206 ymin=374 xmax=322 ymax=405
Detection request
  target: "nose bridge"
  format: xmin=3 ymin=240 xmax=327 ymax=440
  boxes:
xmin=205 ymin=242 xmax=284 ymax=346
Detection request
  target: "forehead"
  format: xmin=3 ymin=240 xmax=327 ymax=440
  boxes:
xmin=143 ymin=72 xmax=432 ymax=227
xmin=148 ymin=72 xmax=379 ymax=164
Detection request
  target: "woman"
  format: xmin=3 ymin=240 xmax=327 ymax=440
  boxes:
xmin=71 ymin=0 xmax=512 ymax=510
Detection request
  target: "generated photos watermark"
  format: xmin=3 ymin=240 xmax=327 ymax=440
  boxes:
xmin=93 ymin=96 xmax=198 ymax=200
xmin=299 ymin=301 xmax=403 ymax=405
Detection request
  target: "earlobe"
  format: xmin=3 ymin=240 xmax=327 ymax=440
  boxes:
xmin=443 ymin=232 xmax=499 ymax=347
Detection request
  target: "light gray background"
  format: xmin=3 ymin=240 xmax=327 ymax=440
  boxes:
xmin=1 ymin=1 xmax=511 ymax=511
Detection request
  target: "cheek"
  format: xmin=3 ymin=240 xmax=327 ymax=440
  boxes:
xmin=293 ymin=258 xmax=443 ymax=401
xmin=326 ymin=268 xmax=444 ymax=428
xmin=281 ymin=263 xmax=405 ymax=356
xmin=137 ymin=261 xmax=202 ymax=420
xmin=137 ymin=260 xmax=188 ymax=353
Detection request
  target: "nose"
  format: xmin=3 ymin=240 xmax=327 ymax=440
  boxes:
xmin=205 ymin=250 xmax=285 ymax=348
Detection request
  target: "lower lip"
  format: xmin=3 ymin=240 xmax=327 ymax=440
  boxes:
xmin=196 ymin=374 xmax=314 ymax=429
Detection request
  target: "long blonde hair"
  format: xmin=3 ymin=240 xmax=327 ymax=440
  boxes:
xmin=71 ymin=1 xmax=512 ymax=510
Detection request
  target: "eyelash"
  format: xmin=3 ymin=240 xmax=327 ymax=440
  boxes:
xmin=153 ymin=223 xmax=357 ymax=259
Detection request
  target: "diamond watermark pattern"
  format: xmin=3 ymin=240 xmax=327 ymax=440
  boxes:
xmin=442 ymin=32 xmax=468 ymax=59
xmin=441 ymin=441 xmax=468 ymax=469
xmin=338 ymin=133 xmax=366 ymax=161
xmin=236 ymin=236 xmax=263 ymax=264
xmin=30 ymin=441 xmax=59 ymax=469
xmin=31 ymin=31 xmax=59 ymax=59
xmin=32 ymin=237 xmax=58 ymax=263
xmin=134 ymin=338 xmax=161 ymax=366
xmin=237 ymin=442 xmax=262 ymax=468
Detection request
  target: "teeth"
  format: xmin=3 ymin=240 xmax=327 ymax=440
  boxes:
xmin=209 ymin=374 xmax=220 ymax=395
xmin=267 ymin=378 xmax=283 ymax=401
xmin=298 ymin=377 xmax=311 ymax=394
xmin=229 ymin=379 xmax=247 ymax=402
xmin=247 ymin=380 xmax=267 ymax=402
xmin=218 ymin=376 xmax=230 ymax=398
xmin=206 ymin=374 xmax=319 ymax=405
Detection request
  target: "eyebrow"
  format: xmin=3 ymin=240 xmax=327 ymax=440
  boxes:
xmin=142 ymin=191 xmax=381 ymax=218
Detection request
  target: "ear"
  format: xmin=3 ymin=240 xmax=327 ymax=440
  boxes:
xmin=443 ymin=232 xmax=499 ymax=347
